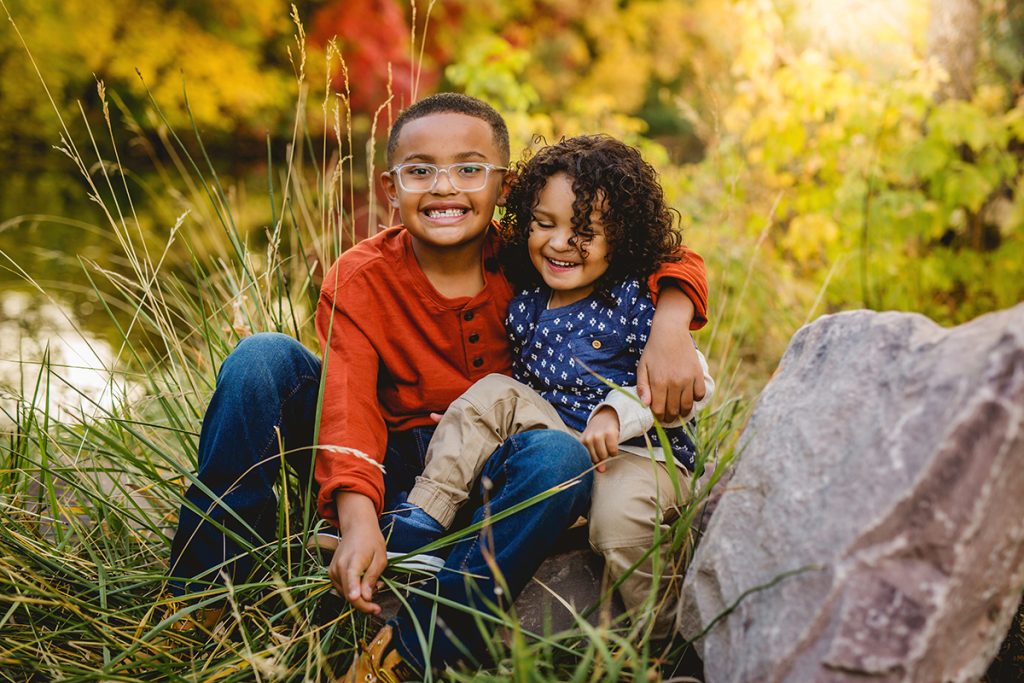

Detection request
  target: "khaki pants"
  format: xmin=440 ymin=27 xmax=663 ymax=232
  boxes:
xmin=407 ymin=373 xmax=690 ymax=638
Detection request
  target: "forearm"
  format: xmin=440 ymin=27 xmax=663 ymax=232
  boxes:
xmin=647 ymin=246 xmax=709 ymax=329
xmin=315 ymin=295 xmax=389 ymax=518
xmin=650 ymin=284 xmax=696 ymax=339
xmin=592 ymin=388 xmax=656 ymax=442
xmin=637 ymin=285 xmax=710 ymax=422
xmin=335 ymin=490 xmax=379 ymax=531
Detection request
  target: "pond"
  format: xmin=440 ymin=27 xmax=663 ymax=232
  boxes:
xmin=0 ymin=163 xmax=273 ymax=420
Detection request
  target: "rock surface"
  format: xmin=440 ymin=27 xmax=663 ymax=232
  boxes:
xmin=376 ymin=526 xmax=622 ymax=634
xmin=677 ymin=305 xmax=1024 ymax=683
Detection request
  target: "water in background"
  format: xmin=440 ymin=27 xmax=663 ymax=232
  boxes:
xmin=0 ymin=164 xmax=261 ymax=420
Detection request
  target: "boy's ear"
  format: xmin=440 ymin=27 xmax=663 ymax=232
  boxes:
xmin=495 ymin=169 xmax=515 ymax=207
xmin=381 ymin=170 xmax=400 ymax=208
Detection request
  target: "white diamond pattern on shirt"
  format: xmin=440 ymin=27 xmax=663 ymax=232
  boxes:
xmin=505 ymin=280 xmax=696 ymax=466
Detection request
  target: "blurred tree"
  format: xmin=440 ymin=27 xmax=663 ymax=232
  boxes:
xmin=984 ymin=0 xmax=1024 ymax=96
xmin=309 ymin=0 xmax=439 ymax=114
xmin=671 ymin=0 xmax=1023 ymax=325
xmin=421 ymin=0 xmax=711 ymax=154
xmin=0 ymin=0 xmax=303 ymax=157
xmin=928 ymin=0 xmax=982 ymax=99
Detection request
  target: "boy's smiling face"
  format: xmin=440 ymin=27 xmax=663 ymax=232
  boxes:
xmin=382 ymin=112 xmax=511 ymax=253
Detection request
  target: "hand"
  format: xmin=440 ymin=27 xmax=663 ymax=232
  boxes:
xmin=638 ymin=286 xmax=706 ymax=423
xmin=581 ymin=407 xmax=621 ymax=473
xmin=328 ymin=492 xmax=388 ymax=616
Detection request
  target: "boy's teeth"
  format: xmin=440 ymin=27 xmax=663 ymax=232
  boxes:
xmin=427 ymin=208 xmax=466 ymax=218
xmin=549 ymin=258 xmax=576 ymax=267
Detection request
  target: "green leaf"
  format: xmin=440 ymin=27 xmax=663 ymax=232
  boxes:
xmin=941 ymin=162 xmax=994 ymax=213
xmin=902 ymin=138 xmax=952 ymax=180
xmin=929 ymin=101 xmax=993 ymax=152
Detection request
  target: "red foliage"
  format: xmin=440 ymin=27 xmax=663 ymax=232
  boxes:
xmin=309 ymin=0 xmax=439 ymax=114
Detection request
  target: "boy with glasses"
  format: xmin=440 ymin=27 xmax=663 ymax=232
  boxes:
xmin=168 ymin=93 xmax=709 ymax=680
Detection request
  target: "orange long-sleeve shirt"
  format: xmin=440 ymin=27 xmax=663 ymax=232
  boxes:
xmin=314 ymin=226 xmax=708 ymax=521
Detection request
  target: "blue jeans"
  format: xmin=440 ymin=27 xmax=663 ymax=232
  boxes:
xmin=168 ymin=333 xmax=594 ymax=671
xmin=168 ymin=333 xmax=322 ymax=594
xmin=387 ymin=428 xmax=594 ymax=671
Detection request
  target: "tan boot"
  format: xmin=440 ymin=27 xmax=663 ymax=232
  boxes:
xmin=164 ymin=595 xmax=226 ymax=635
xmin=339 ymin=624 xmax=416 ymax=683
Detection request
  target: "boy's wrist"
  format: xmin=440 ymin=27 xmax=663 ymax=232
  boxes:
xmin=591 ymin=404 xmax=620 ymax=424
xmin=334 ymin=490 xmax=378 ymax=531
xmin=652 ymin=284 xmax=696 ymax=327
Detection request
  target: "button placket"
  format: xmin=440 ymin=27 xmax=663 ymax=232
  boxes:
xmin=463 ymin=307 xmax=484 ymax=374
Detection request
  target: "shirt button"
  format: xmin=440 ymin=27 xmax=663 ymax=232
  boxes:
xmin=468 ymin=333 xmax=480 ymax=343
xmin=472 ymin=357 xmax=484 ymax=368
xmin=463 ymin=310 xmax=475 ymax=321
xmin=591 ymin=339 xmax=602 ymax=349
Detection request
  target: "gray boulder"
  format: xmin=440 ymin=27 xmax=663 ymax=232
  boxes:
xmin=678 ymin=305 xmax=1024 ymax=683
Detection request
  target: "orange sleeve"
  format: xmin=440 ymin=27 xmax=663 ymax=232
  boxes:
xmin=314 ymin=276 xmax=389 ymax=522
xmin=646 ymin=245 xmax=709 ymax=330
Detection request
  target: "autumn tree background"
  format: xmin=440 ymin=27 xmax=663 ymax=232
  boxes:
xmin=0 ymin=0 xmax=1023 ymax=679
xmin=3 ymin=0 xmax=1021 ymax=392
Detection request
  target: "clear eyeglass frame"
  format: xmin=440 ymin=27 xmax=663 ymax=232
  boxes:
xmin=388 ymin=162 xmax=508 ymax=193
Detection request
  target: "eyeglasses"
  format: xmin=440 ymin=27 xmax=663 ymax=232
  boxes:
xmin=388 ymin=162 xmax=508 ymax=193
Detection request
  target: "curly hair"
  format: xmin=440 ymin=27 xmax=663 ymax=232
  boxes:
xmin=498 ymin=135 xmax=682 ymax=304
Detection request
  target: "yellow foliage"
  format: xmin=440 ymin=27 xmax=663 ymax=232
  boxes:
xmin=782 ymin=213 xmax=840 ymax=263
xmin=0 ymin=0 xmax=296 ymax=146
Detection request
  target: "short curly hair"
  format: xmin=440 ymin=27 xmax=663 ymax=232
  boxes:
xmin=498 ymin=135 xmax=682 ymax=303
xmin=387 ymin=93 xmax=510 ymax=165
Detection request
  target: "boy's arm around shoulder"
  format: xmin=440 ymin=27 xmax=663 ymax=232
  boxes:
xmin=645 ymin=245 xmax=708 ymax=330
xmin=639 ymin=244 xmax=710 ymax=422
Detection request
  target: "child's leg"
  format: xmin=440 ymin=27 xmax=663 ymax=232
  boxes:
xmin=588 ymin=454 xmax=691 ymax=640
xmin=406 ymin=373 xmax=569 ymax=528
xmin=390 ymin=429 xmax=595 ymax=671
xmin=168 ymin=333 xmax=321 ymax=596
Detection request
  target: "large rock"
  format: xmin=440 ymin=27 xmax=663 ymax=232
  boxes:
xmin=678 ymin=305 xmax=1024 ymax=683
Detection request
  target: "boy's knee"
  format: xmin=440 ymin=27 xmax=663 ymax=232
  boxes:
xmin=222 ymin=333 xmax=316 ymax=384
xmin=588 ymin=485 xmax=667 ymax=551
xmin=232 ymin=332 xmax=302 ymax=362
xmin=512 ymin=430 xmax=592 ymax=482
xmin=456 ymin=373 xmax=526 ymax=407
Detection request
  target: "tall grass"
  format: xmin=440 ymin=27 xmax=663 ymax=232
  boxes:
xmin=0 ymin=6 xmax=753 ymax=682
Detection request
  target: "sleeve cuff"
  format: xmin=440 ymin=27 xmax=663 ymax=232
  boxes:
xmin=589 ymin=387 xmax=654 ymax=442
xmin=688 ymin=347 xmax=715 ymax=420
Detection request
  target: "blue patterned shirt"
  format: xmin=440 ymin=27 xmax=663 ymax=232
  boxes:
xmin=505 ymin=279 xmax=695 ymax=468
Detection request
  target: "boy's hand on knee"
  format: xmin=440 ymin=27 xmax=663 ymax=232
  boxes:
xmin=582 ymin=407 xmax=620 ymax=473
xmin=330 ymin=492 xmax=388 ymax=616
